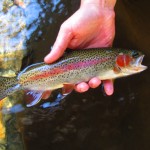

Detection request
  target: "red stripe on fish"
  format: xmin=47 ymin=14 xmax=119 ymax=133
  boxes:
xmin=27 ymin=57 xmax=110 ymax=81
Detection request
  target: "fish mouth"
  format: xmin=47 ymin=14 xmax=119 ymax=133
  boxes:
xmin=133 ymin=55 xmax=147 ymax=72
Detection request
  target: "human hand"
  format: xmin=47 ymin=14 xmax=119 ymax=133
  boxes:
xmin=44 ymin=0 xmax=116 ymax=96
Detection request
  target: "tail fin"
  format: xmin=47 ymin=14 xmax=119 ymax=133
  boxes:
xmin=0 ymin=76 xmax=20 ymax=100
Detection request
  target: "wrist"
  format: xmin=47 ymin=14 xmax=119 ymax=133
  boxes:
xmin=81 ymin=0 xmax=116 ymax=9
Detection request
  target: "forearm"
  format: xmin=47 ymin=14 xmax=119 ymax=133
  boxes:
xmin=81 ymin=0 xmax=117 ymax=9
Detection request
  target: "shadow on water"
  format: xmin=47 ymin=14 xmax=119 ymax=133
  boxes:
xmin=0 ymin=0 xmax=150 ymax=150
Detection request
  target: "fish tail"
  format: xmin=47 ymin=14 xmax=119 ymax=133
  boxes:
xmin=0 ymin=76 xmax=20 ymax=100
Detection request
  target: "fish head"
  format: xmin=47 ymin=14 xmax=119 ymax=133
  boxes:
xmin=115 ymin=50 xmax=147 ymax=76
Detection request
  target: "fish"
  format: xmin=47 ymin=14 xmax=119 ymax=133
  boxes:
xmin=0 ymin=48 xmax=147 ymax=107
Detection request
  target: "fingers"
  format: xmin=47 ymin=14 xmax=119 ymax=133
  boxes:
xmin=44 ymin=23 xmax=73 ymax=64
xmin=103 ymin=79 xmax=114 ymax=95
xmin=75 ymin=77 xmax=101 ymax=93
xmin=75 ymin=82 xmax=89 ymax=93
xmin=75 ymin=78 xmax=114 ymax=96
xmin=88 ymin=77 xmax=101 ymax=88
xmin=41 ymin=79 xmax=113 ymax=99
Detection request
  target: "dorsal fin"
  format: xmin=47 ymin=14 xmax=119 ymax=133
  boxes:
xmin=21 ymin=62 xmax=45 ymax=73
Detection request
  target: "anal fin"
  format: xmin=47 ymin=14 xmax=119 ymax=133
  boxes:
xmin=25 ymin=84 xmax=75 ymax=108
xmin=25 ymin=90 xmax=44 ymax=107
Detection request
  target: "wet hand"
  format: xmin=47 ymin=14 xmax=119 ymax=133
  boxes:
xmin=44 ymin=0 xmax=116 ymax=96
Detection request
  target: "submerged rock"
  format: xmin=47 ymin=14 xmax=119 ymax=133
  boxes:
xmin=0 ymin=0 xmax=43 ymax=149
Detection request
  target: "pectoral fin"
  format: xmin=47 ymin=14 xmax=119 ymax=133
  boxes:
xmin=113 ymin=65 xmax=121 ymax=73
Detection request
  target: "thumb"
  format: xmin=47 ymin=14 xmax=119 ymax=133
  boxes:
xmin=44 ymin=24 xmax=73 ymax=64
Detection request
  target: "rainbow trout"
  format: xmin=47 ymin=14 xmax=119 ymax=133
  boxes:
xmin=0 ymin=48 xmax=147 ymax=106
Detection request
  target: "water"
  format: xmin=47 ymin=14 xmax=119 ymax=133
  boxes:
xmin=0 ymin=0 xmax=150 ymax=150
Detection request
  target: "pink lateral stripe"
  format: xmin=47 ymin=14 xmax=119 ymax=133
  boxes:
xmin=28 ymin=57 xmax=110 ymax=81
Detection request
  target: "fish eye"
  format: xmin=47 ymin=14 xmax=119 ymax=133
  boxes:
xmin=131 ymin=51 xmax=139 ymax=58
